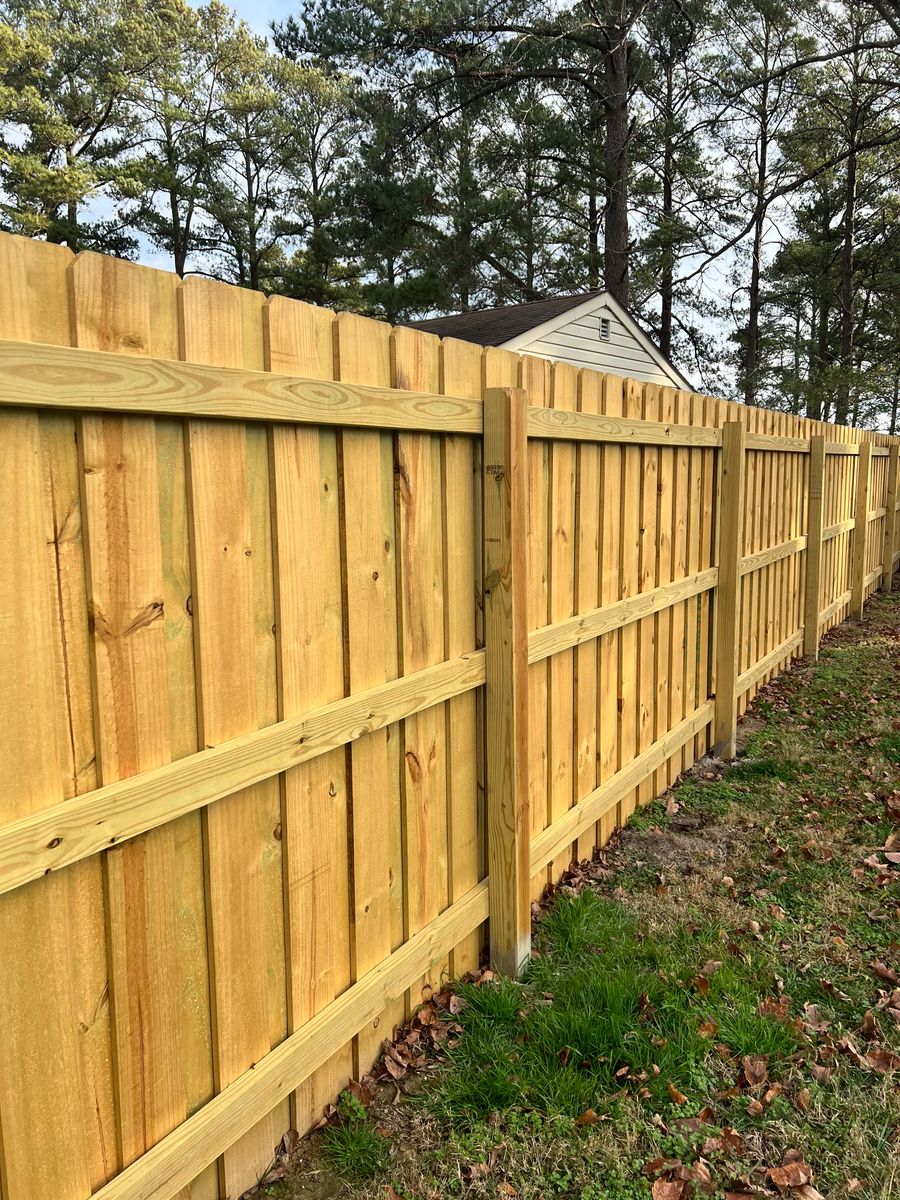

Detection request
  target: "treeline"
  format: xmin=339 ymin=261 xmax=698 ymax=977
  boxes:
xmin=1 ymin=0 xmax=899 ymax=427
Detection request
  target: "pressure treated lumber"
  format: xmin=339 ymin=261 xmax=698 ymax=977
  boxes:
xmin=483 ymin=387 xmax=531 ymax=977
xmin=882 ymin=445 xmax=899 ymax=591
xmin=823 ymin=517 xmax=856 ymax=541
xmin=0 ymin=337 xmax=483 ymax=433
xmin=89 ymin=882 xmax=489 ymax=1200
xmin=739 ymin=536 xmax=807 ymax=577
xmin=526 ymin=404 xmax=720 ymax=447
xmin=713 ymin=422 xmax=746 ymax=759
xmin=804 ymin=436 xmax=826 ymax=658
xmin=527 ymin=570 xmax=718 ymax=665
xmin=738 ymin=631 xmax=804 ymax=697
xmin=851 ymin=443 xmax=873 ymax=620
xmin=530 ymin=702 xmax=714 ymax=873
xmin=745 ymin=432 xmax=809 ymax=453
xmin=0 ymin=652 xmax=485 ymax=898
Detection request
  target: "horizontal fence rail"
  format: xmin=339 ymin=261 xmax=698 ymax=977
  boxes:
xmin=0 ymin=231 xmax=897 ymax=1200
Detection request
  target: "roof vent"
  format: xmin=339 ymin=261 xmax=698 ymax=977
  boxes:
xmin=599 ymin=317 xmax=611 ymax=341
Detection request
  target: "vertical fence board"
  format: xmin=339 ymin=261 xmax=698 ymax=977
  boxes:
xmin=619 ymin=380 xmax=643 ymax=821
xmin=181 ymin=278 xmax=287 ymax=1197
xmin=440 ymin=338 xmax=483 ymax=977
xmin=71 ymin=253 xmax=213 ymax=1198
xmin=518 ymin=354 xmax=551 ymax=894
xmin=637 ymin=384 xmax=660 ymax=803
xmin=266 ymin=296 xmax=353 ymax=1135
xmin=548 ymin=363 xmax=577 ymax=871
xmin=334 ymin=312 xmax=405 ymax=1072
xmin=393 ymin=327 xmax=450 ymax=1001
xmin=0 ymin=236 xmax=118 ymax=1200
xmin=574 ymin=370 xmax=602 ymax=859
xmin=598 ymin=375 xmax=623 ymax=844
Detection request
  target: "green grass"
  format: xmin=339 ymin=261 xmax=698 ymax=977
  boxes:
xmin=430 ymin=888 xmax=806 ymax=1126
xmin=319 ymin=1092 xmax=390 ymax=1178
xmin=265 ymin=590 xmax=900 ymax=1200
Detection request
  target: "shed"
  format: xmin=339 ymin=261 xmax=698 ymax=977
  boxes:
xmin=408 ymin=289 xmax=691 ymax=390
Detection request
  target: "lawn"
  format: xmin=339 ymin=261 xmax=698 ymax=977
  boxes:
xmin=260 ymin=590 xmax=900 ymax=1200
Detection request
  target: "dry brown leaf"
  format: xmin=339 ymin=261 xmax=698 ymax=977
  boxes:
xmin=651 ymin=1181 xmax=687 ymax=1200
xmin=575 ymin=1108 xmax=599 ymax=1126
xmin=872 ymin=961 xmax=900 ymax=985
xmin=801 ymin=1003 xmax=830 ymax=1032
xmin=699 ymin=1019 xmax=718 ymax=1039
xmin=865 ymin=1047 xmax=900 ymax=1073
xmin=743 ymin=1054 xmax=769 ymax=1087
xmin=769 ymin=1154 xmax=811 ymax=1188
xmin=667 ymin=1081 xmax=688 ymax=1104
xmin=859 ymin=1010 xmax=879 ymax=1041
xmin=796 ymin=1087 xmax=811 ymax=1112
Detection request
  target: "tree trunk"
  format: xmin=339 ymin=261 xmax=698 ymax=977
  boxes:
xmin=659 ymin=63 xmax=675 ymax=358
xmin=835 ymin=133 xmax=857 ymax=427
xmin=604 ymin=8 xmax=630 ymax=308
xmin=744 ymin=23 xmax=771 ymax=407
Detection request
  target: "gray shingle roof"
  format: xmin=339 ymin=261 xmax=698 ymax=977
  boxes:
xmin=407 ymin=290 xmax=605 ymax=346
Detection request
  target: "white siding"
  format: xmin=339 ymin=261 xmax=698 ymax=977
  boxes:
xmin=514 ymin=304 xmax=679 ymax=388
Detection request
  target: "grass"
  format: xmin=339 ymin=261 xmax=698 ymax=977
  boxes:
xmin=261 ymin=590 xmax=900 ymax=1200
xmin=317 ymin=1092 xmax=391 ymax=1179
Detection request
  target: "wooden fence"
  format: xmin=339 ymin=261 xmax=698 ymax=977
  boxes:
xmin=0 ymin=230 xmax=897 ymax=1200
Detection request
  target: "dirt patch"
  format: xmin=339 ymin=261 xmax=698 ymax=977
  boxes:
xmin=615 ymin=821 xmax=738 ymax=874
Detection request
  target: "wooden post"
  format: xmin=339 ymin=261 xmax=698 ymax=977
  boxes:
xmin=483 ymin=386 xmax=531 ymax=976
xmin=713 ymin=421 xmax=745 ymax=761
xmin=804 ymin=435 xmax=826 ymax=659
xmin=882 ymin=444 xmax=899 ymax=592
xmin=851 ymin=442 xmax=872 ymax=620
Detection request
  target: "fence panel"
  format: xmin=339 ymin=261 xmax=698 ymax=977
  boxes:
xmin=0 ymin=229 xmax=897 ymax=1200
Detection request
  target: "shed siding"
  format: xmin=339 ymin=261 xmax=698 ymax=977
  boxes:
xmin=515 ymin=305 xmax=679 ymax=388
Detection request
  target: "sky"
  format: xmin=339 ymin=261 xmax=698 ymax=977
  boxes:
xmin=215 ymin=0 xmax=293 ymax=37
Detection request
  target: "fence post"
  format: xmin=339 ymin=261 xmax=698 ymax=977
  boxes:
xmin=851 ymin=442 xmax=872 ymax=620
xmin=803 ymin=435 xmax=826 ymax=659
xmin=713 ymin=420 xmax=745 ymax=761
xmin=483 ymin=386 xmax=530 ymax=977
xmin=882 ymin=443 xmax=899 ymax=592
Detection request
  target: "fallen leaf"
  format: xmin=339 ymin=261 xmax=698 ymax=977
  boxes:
xmin=652 ymin=1181 xmax=687 ymax=1200
xmin=667 ymin=1081 xmax=688 ymax=1104
xmin=801 ymin=1003 xmax=830 ymax=1032
xmin=859 ymin=1010 xmax=879 ymax=1041
xmin=699 ymin=1018 xmax=718 ymax=1039
xmin=872 ymin=961 xmax=900 ymax=985
xmin=743 ymin=1055 xmax=769 ymax=1087
xmin=348 ymin=1079 xmax=374 ymax=1108
xmin=865 ymin=1047 xmax=900 ymax=1073
xmin=280 ymin=1128 xmax=301 ymax=1155
xmin=575 ymin=1108 xmax=599 ymax=1126
xmin=796 ymin=1087 xmax=810 ymax=1112
xmin=769 ymin=1152 xmax=811 ymax=1188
